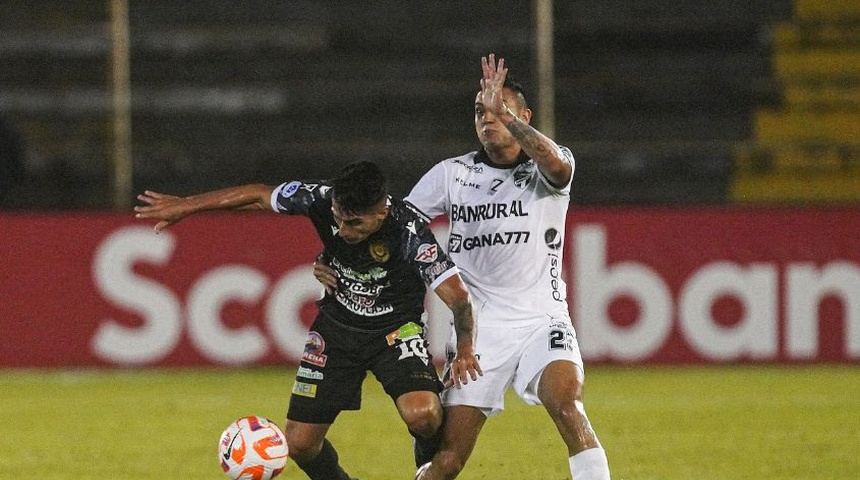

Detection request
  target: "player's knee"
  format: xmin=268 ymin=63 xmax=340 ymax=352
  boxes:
xmin=553 ymin=399 xmax=591 ymax=431
xmin=403 ymin=402 xmax=443 ymax=438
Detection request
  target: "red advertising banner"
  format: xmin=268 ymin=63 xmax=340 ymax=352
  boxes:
xmin=1 ymin=207 xmax=857 ymax=367
xmin=1 ymin=212 xmax=322 ymax=368
xmin=565 ymin=207 xmax=859 ymax=364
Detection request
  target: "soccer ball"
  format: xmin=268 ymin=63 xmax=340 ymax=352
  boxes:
xmin=218 ymin=416 xmax=289 ymax=480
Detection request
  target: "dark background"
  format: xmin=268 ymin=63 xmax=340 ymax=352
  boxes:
xmin=4 ymin=0 xmax=856 ymax=209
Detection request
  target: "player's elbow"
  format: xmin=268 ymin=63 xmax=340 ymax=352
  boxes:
xmin=543 ymin=160 xmax=572 ymax=188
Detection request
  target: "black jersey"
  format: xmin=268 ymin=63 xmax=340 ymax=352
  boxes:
xmin=271 ymin=179 xmax=459 ymax=332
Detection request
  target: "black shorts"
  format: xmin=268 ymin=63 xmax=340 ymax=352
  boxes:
xmin=287 ymin=315 xmax=443 ymax=424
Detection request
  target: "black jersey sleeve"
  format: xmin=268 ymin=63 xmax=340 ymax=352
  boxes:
xmin=271 ymin=180 xmax=332 ymax=215
xmin=397 ymin=204 xmax=458 ymax=288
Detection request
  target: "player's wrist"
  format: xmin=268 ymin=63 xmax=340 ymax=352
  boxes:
xmin=499 ymin=104 xmax=520 ymax=126
xmin=455 ymin=343 xmax=475 ymax=357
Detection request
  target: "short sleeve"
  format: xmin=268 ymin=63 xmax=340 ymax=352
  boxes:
xmin=405 ymin=162 xmax=449 ymax=222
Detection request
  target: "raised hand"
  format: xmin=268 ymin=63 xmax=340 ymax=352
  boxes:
xmin=479 ymin=53 xmax=510 ymax=118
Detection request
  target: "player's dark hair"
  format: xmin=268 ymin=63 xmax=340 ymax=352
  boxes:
xmin=332 ymin=160 xmax=388 ymax=214
xmin=504 ymin=76 xmax=528 ymax=109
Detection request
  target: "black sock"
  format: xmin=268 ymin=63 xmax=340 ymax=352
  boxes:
xmin=412 ymin=422 xmax=443 ymax=468
xmin=295 ymin=438 xmax=352 ymax=480
xmin=413 ymin=432 xmax=441 ymax=468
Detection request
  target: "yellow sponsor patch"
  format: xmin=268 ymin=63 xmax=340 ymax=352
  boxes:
xmin=291 ymin=381 xmax=318 ymax=398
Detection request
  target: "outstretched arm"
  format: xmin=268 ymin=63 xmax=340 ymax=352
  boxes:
xmin=480 ymin=53 xmax=572 ymax=187
xmin=134 ymin=184 xmax=274 ymax=232
xmin=433 ymin=274 xmax=482 ymax=388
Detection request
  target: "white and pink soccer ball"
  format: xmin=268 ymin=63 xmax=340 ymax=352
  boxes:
xmin=218 ymin=416 xmax=289 ymax=480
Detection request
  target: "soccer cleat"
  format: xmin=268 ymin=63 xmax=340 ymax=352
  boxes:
xmin=414 ymin=462 xmax=431 ymax=479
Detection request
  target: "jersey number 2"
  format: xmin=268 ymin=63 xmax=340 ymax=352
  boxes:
xmin=549 ymin=329 xmax=570 ymax=351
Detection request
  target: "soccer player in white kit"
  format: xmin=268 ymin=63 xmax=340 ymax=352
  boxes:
xmin=407 ymin=54 xmax=611 ymax=479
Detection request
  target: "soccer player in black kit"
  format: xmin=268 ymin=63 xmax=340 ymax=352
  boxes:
xmin=135 ymin=161 xmax=482 ymax=480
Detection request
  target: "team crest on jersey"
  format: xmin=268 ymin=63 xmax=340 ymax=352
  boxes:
xmin=512 ymin=162 xmax=535 ymax=189
xmin=369 ymin=240 xmax=390 ymax=263
xmin=414 ymin=243 xmax=439 ymax=263
xmin=302 ymin=331 xmax=327 ymax=367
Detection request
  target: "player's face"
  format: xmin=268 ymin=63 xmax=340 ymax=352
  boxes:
xmin=331 ymin=199 xmax=388 ymax=244
xmin=474 ymin=88 xmax=527 ymax=151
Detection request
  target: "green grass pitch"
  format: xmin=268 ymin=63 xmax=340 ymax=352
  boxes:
xmin=1 ymin=365 xmax=857 ymax=479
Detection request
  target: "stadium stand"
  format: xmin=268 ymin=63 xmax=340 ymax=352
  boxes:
xmin=732 ymin=0 xmax=860 ymax=203
xmin=0 ymin=0 xmax=799 ymax=208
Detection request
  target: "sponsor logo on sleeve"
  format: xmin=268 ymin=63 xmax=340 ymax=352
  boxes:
xmin=426 ymin=262 xmax=451 ymax=280
xmin=280 ymin=181 xmax=301 ymax=198
xmin=415 ymin=243 xmax=439 ymax=263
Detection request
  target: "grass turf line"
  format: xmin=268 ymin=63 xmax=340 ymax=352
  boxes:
xmin=0 ymin=365 xmax=856 ymax=479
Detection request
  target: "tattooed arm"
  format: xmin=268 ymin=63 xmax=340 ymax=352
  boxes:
xmin=478 ymin=53 xmax=572 ymax=188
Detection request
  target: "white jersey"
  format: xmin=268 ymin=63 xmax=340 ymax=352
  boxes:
xmin=405 ymin=148 xmax=575 ymax=327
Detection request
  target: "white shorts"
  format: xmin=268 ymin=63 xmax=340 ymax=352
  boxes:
xmin=441 ymin=316 xmax=583 ymax=416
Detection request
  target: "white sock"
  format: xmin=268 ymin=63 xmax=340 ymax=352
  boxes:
xmin=569 ymin=447 xmax=610 ymax=480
